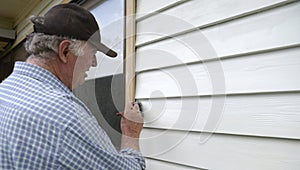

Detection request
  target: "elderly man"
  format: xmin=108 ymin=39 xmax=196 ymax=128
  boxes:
xmin=0 ymin=3 xmax=145 ymax=170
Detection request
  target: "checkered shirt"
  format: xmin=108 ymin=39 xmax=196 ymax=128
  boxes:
xmin=0 ymin=62 xmax=145 ymax=170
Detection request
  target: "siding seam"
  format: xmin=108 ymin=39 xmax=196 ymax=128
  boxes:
xmin=135 ymin=90 xmax=300 ymax=99
xmin=136 ymin=0 xmax=190 ymax=22
xmin=142 ymin=127 xmax=300 ymax=141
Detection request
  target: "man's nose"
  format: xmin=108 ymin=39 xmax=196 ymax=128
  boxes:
xmin=91 ymin=55 xmax=97 ymax=67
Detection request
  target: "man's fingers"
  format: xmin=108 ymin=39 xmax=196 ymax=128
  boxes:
xmin=116 ymin=112 xmax=124 ymax=117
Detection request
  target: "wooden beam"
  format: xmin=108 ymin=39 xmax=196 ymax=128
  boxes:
xmin=0 ymin=17 xmax=13 ymax=30
xmin=125 ymin=0 xmax=137 ymax=105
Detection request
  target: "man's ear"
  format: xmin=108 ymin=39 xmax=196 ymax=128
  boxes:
xmin=58 ymin=40 xmax=71 ymax=64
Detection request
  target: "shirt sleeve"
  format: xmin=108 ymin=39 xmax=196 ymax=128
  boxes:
xmin=120 ymin=148 xmax=146 ymax=169
xmin=56 ymin=116 xmax=146 ymax=170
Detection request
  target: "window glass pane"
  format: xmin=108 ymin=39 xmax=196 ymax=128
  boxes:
xmin=74 ymin=0 xmax=125 ymax=148
xmin=87 ymin=0 xmax=124 ymax=79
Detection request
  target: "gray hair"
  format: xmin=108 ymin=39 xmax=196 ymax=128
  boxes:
xmin=25 ymin=15 xmax=87 ymax=60
xmin=25 ymin=33 xmax=86 ymax=60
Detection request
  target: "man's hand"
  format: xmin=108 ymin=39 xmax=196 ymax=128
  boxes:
xmin=119 ymin=102 xmax=144 ymax=150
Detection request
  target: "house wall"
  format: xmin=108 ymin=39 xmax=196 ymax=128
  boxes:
xmin=135 ymin=0 xmax=300 ymax=169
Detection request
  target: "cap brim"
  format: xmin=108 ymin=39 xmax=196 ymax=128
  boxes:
xmin=90 ymin=41 xmax=117 ymax=58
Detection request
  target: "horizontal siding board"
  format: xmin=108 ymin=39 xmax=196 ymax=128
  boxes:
xmin=136 ymin=0 xmax=295 ymax=45
xmin=135 ymin=47 xmax=300 ymax=97
xmin=136 ymin=0 xmax=186 ymax=19
xmin=138 ymin=93 xmax=300 ymax=139
xmin=140 ymin=129 xmax=300 ymax=170
xmin=146 ymin=158 xmax=203 ymax=170
xmin=135 ymin=30 xmax=218 ymax=72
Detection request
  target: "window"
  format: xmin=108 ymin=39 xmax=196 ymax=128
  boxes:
xmin=73 ymin=0 xmax=125 ymax=149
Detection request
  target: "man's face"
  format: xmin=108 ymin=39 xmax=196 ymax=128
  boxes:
xmin=71 ymin=43 xmax=98 ymax=89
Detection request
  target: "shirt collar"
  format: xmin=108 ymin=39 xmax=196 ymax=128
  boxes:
xmin=12 ymin=61 xmax=72 ymax=94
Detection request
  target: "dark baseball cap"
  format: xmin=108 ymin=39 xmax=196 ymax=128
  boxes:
xmin=32 ymin=3 xmax=117 ymax=57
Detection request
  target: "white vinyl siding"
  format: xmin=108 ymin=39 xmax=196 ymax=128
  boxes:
xmin=135 ymin=0 xmax=300 ymax=169
xmin=141 ymin=129 xmax=300 ymax=169
xmin=136 ymin=0 xmax=186 ymax=19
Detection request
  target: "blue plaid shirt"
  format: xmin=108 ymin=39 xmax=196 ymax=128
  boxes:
xmin=0 ymin=62 xmax=145 ymax=170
